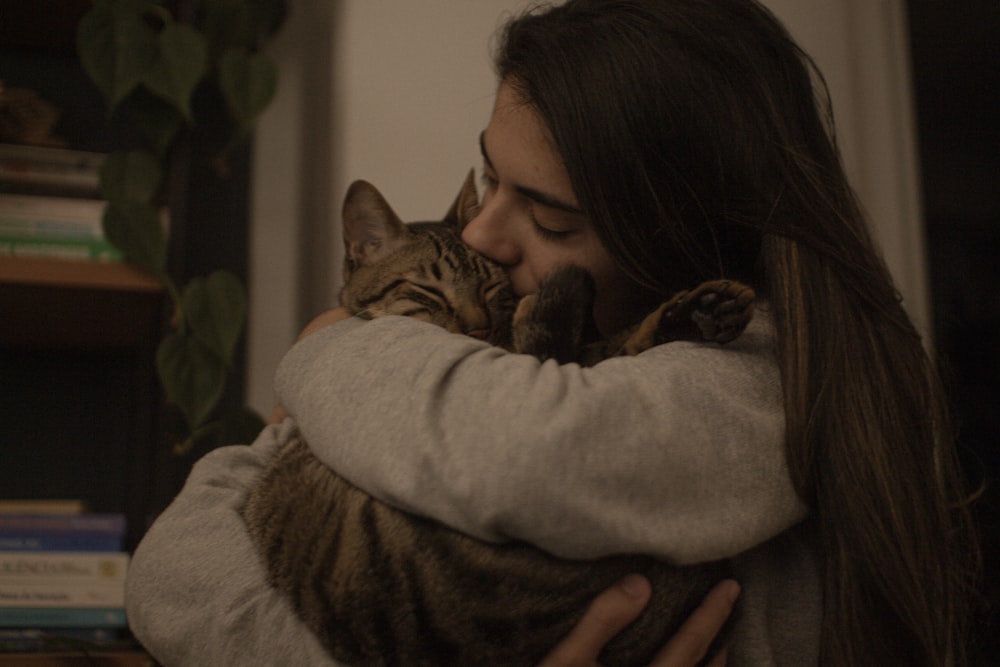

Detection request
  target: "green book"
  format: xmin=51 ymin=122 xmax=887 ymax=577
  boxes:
xmin=0 ymin=235 xmax=123 ymax=262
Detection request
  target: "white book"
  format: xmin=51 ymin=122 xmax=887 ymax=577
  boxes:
xmin=0 ymin=144 xmax=104 ymax=193
xmin=0 ymin=193 xmax=107 ymax=237
xmin=0 ymin=552 xmax=128 ymax=609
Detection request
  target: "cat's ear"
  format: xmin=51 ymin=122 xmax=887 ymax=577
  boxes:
xmin=342 ymin=180 xmax=409 ymax=269
xmin=443 ymin=169 xmax=480 ymax=230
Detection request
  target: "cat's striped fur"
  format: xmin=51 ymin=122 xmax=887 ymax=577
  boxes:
xmin=242 ymin=174 xmax=753 ymax=666
xmin=338 ymin=177 xmax=517 ymax=348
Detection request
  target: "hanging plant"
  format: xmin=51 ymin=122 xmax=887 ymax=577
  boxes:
xmin=76 ymin=0 xmax=286 ymax=454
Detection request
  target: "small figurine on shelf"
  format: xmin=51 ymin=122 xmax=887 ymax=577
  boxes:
xmin=0 ymin=82 xmax=67 ymax=148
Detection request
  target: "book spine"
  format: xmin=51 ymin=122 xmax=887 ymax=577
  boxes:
xmin=0 ymin=584 xmax=125 ymax=609
xmin=0 ymin=194 xmax=117 ymax=262
xmin=0 ymin=627 xmax=125 ymax=652
xmin=0 ymin=143 xmax=105 ymax=195
xmin=0 ymin=164 xmax=101 ymax=192
xmin=0 ymin=552 xmax=128 ymax=610
xmin=0 ymin=218 xmax=102 ymax=238
xmin=0 ymin=236 xmax=123 ymax=262
xmin=0 ymin=552 xmax=129 ymax=583
xmin=0 ymin=500 xmax=87 ymax=515
xmin=0 ymin=194 xmax=106 ymax=225
xmin=0 ymin=535 xmax=122 ymax=553
xmin=0 ymin=607 xmax=126 ymax=628
xmin=0 ymin=515 xmax=126 ymax=536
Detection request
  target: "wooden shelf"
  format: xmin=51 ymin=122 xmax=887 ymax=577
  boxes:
xmin=0 ymin=0 xmax=251 ymax=555
xmin=0 ymin=256 xmax=161 ymax=292
xmin=0 ymin=257 xmax=163 ymax=348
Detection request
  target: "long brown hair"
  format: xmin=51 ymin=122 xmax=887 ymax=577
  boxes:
xmin=496 ymin=1 xmax=980 ymax=664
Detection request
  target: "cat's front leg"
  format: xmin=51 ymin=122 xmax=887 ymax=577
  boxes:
xmin=512 ymin=265 xmax=595 ymax=364
xmin=620 ymin=280 xmax=757 ymax=356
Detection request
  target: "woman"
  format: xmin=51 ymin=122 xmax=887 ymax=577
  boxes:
xmin=127 ymin=0 xmax=978 ymax=664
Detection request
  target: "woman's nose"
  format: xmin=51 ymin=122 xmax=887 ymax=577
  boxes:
xmin=461 ymin=204 xmax=520 ymax=266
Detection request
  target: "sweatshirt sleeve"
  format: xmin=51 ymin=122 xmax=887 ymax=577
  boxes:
xmin=125 ymin=420 xmax=344 ymax=667
xmin=275 ymin=309 xmax=808 ymax=565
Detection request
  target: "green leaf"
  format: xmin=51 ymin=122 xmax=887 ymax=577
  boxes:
xmin=102 ymin=201 xmax=167 ymax=277
xmin=142 ymin=23 xmax=209 ymax=120
xmin=218 ymin=48 xmax=277 ymax=139
xmin=250 ymin=0 xmax=288 ymax=41
xmin=76 ymin=0 xmax=159 ymax=111
xmin=202 ymin=0 xmax=256 ymax=60
xmin=128 ymin=90 xmax=186 ymax=157
xmin=99 ymin=150 xmax=162 ymax=203
xmin=157 ymin=333 xmax=228 ymax=430
xmin=182 ymin=271 xmax=247 ymax=365
xmin=202 ymin=0 xmax=287 ymax=56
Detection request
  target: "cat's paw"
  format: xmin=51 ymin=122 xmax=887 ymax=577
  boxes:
xmin=512 ymin=266 xmax=595 ymax=363
xmin=623 ymin=279 xmax=755 ymax=352
xmin=677 ymin=280 xmax=755 ymax=344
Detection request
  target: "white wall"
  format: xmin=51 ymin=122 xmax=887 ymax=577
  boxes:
xmin=247 ymin=0 xmax=522 ymax=415
xmin=765 ymin=0 xmax=930 ymax=335
xmin=246 ymin=0 xmax=929 ymax=415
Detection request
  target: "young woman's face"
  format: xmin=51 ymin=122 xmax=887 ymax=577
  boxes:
xmin=461 ymin=82 xmax=651 ymax=336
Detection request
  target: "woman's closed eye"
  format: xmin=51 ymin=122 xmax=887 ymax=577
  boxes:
xmin=480 ymin=170 xmax=499 ymax=195
xmin=530 ymin=211 xmax=575 ymax=242
xmin=481 ymin=168 xmax=578 ymax=242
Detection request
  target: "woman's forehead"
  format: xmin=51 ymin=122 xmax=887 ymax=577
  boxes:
xmin=483 ymin=83 xmax=579 ymax=208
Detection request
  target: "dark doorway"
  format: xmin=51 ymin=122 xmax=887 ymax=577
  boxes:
xmin=906 ymin=1 xmax=999 ymax=660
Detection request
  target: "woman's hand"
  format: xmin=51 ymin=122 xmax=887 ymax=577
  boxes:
xmin=268 ymin=307 xmax=354 ymax=424
xmin=539 ymin=576 xmax=740 ymax=667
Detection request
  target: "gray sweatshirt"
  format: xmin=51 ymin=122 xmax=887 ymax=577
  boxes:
xmin=125 ymin=309 xmax=821 ymax=665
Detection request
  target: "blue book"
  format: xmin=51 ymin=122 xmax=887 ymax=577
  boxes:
xmin=0 ymin=607 xmax=127 ymax=628
xmin=0 ymin=534 xmax=122 ymax=552
xmin=0 ymin=627 xmax=125 ymax=651
xmin=0 ymin=514 xmax=126 ymax=553
xmin=0 ymin=514 xmax=125 ymax=537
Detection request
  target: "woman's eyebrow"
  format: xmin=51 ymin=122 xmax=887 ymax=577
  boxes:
xmin=478 ymin=131 xmax=585 ymax=216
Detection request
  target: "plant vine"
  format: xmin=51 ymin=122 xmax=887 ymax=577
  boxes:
xmin=76 ymin=0 xmax=286 ymax=454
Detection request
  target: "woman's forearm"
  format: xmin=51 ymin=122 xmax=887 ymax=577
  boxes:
xmin=276 ymin=312 xmax=806 ymax=564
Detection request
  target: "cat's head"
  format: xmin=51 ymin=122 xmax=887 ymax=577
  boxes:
xmin=340 ymin=171 xmax=515 ymax=346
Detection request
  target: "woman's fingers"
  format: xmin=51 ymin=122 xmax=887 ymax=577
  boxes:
xmin=649 ymin=579 xmax=740 ymax=667
xmin=538 ymin=574 xmax=652 ymax=667
xmin=538 ymin=576 xmax=740 ymax=667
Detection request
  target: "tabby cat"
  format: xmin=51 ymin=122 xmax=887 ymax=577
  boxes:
xmin=242 ymin=172 xmax=755 ymax=667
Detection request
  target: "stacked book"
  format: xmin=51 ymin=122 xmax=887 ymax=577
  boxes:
xmin=0 ymin=143 xmax=103 ymax=198
xmin=0 ymin=143 xmax=121 ymax=263
xmin=0 ymin=505 xmax=131 ymax=653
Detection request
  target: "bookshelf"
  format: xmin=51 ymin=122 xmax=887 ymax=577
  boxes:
xmin=1 ymin=1 xmax=254 ymax=660
xmin=0 ymin=0 xmax=252 ymax=547
xmin=0 ymin=257 xmax=162 ymax=348
xmin=0 ymin=252 xmax=165 ymax=546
